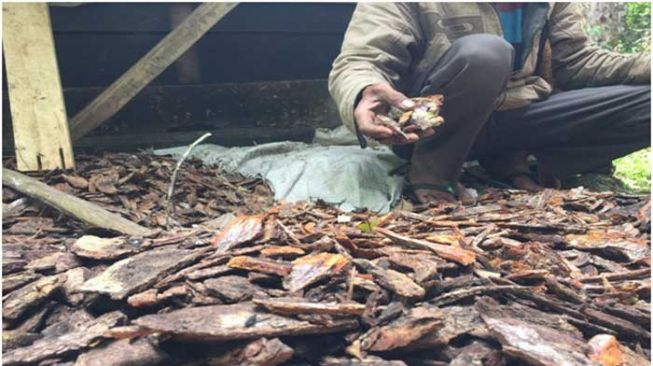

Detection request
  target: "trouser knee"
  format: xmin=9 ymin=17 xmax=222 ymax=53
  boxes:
xmin=451 ymin=34 xmax=514 ymax=87
xmin=423 ymin=34 xmax=514 ymax=97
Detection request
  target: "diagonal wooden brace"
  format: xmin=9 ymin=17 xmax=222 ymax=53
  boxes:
xmin=69 ymin=2 xmax=238 ymax=141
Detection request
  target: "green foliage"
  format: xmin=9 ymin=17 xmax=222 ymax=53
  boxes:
xmin=619 ymin=2 xmax=651 ymax=53
xmin=581 ymin=2 xmax=651 ymax=53
xmin=614 ymin=148 xmax=651 ymax=193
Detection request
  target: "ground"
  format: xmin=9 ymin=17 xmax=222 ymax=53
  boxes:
xmin=2 ymin=152 xmax=650 ymax=365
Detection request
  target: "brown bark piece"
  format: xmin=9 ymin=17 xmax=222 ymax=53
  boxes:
xmin=284 ymin=252 xmax=350 ymax=292
xmin=481 ymin=313 xmax=591 ymax=366
xmin=320 ymin=356 xmax=407 ymax=366
xmin=385 ymin=251 xmax=440 ymax=283
xmin=354 ymin=259 xmax=425 ymax=299
xmin=211 ymin=215 xmax=264 ymax=254
xmin=254 ymin=297 xmax=366 ymax=316
xmin=73 ymin=338 xmax=167 ymax=366
xmin=2 ymin=311 xmax=125 ymax=366
xmin=3 ymin=271 xmax=41 ymax=293
xmin=228 ymin=256 xmax=292 ymax=277
xmin=359 ymin=306 xmax=443 ymax=352
xmin=375 ymin=227 xmax=475 ymax=265
xmin=134 ymin=302 xmax=359 ymax=341
xmin=71 ymin=235 xmax=140 ymax=260
xmin=185 ymin=264 xmax=235 ymax=281
xmin=3 ymin=274 xmax=63 ymax=322
xmin=127 ymin=285 xmax=187 ymax=308
xmin=80 ymin=247 xmax=199 ymax=299
xmin=207 ymin=337 xmax=294 ymax=366
xmin=204 ymin=275 xmax=265 ymax=303
xmin=413 ymin=305 xmax=486 ymax=348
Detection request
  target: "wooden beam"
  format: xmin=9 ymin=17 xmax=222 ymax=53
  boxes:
xmin=69 ymin=2 xmax=238 ymax=141
xmin=3 ymin=3 xmax=74 ymax=171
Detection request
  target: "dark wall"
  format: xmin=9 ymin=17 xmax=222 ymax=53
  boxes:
xmin=48 ymin=3 xmax=356 ymax=88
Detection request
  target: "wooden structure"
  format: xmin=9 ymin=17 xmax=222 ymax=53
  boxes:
xmin=2 ymin=3 xmax=355 ymax=161
xmin=3 ymin=3 xmax=74 ymax=171
xmin=3 ymin=3 xmax=238 ymax=171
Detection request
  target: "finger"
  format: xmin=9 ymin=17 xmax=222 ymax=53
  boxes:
xmin=390 ymin=132 xmax=419 ymax=145
xmin=357 ymin=117 xmax=395 ymax=139
xmin=417 ymin=128 xmax=435 ymax=138
xmin=375 ymin=84 xmax=415 ymax=110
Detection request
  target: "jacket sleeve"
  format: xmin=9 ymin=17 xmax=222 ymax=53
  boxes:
xmin=328 ymin=3 xmax=421 ymax=133
xmin=549 ymin=3 xmax=650 ymax=90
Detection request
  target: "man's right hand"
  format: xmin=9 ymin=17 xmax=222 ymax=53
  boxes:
xmin=354 ymin=83 xmax=435 ymax=145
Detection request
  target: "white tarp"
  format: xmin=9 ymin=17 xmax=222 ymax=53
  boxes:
xmin=156 ymin=126 xmax=407 ymax=213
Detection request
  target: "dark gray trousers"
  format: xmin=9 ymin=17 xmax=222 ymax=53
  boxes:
xmin=395 ymin=34 xmax=651 ymax=180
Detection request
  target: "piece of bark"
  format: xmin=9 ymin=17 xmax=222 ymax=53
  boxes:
xmin=586 ymin=334 xmax=624 ymax=366
xmin=578 ymin=268 xmax=650 ymax=283
xmin=260 ymin=245 xmax=306 ymax=259
xmin=482 ymin=315 xmax=592 ymax=366
xmin=211 ymin=215 xmax=264 ymax=254
xmin=2 ymin=168 xmax=155 ymax=237
xmin=204 ymin=276 xmax=264 ymax=303
xmin=61 ymin=267 xmax=91 ymax=306
xmin=359 ymin=306 xmax=443 ymax=352
xmin=127 ymin=285 xmax=188 ymax=308
xmin=73 ymin=338 xmax=168 ymax=366
xmin=41 ymin=309 xmax=96 ymax=339
xmin=476 ymin=297 xmax=582 ymax=337
xmin=3 ymin=303 xmax=54 ymax=350
xmin=448 ymin=340 xmax=504 ymax=366
xmin=228 ymin=256 xmax=292 ymax=277
xmin=354 ymin=259 xmax=425 ymax=299
xmin=80 ymin=247 xmax=198 ymax=299
xmin=2 ymin=311 xmax=125 ymax=366
xmin=375 ymin=227 xmax=475 ymax=266
xmin=430 ymin=285 xmax=525 ymax=307
xmin=320 ymin=356 xmax=407 ymax=366
xmin=205 ymin=337 xmax=294 ymax=366
xmin=25 ymin=252 xmax=67 ymax=272
xmin=581 ymin=307 xmax=650 ymax=340
xmin=254 ymin=298 xmax=366 ymax=316
xmin=3 ymin=274 xmax=63 ymax=322
xmin=71 ymin=235 xmax=140 ymax=260
xmin=3 ymin=258 xmax=27 ymax=275
xmin=185 ymin=265 xmax=234 ymax=281
xmin=103 ymin=326 xmax=153 ymax=340
xmin=385 ymin=251 xmax=440 ymax=283
xmin=412 ymin=305 xmax=487 ymax=348
xmin=283 ymin=252 xmax=350 ymax=292
xmin=134 ymin=302 xmax=358 ymax=341
xmin=3 ymin=271 xmax=41 ymax=293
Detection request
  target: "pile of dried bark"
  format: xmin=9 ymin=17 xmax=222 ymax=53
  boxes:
xmin=2 ymin=153 xmax=651 ymax=366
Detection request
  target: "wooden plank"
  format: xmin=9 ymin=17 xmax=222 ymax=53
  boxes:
xmin=69 ymin=2 xmax=238 ymax=141
xmin=3 ymin=3 xmax=74 ymax=171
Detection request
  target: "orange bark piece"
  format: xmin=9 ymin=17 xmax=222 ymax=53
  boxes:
xmin=211 ymin=215 xmax=264 ymax=254
xmin=587 ymin=334 xmax=624 ymax=366
xmin=284 ymin=253 xmax=350 ymax=292
xmin=260 ymin=245 xmax=306 ymax=259
xmin=228 ymin=256 xmax=292 ymax=277
xmin=376 ymin=227 xmax=476 ymax=266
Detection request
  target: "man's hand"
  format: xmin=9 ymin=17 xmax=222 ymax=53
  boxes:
xmin=354 ymin=83 xmax=436 ymax=145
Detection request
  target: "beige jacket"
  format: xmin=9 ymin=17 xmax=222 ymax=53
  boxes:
xmin=329 ymin=3 xmax=651 ymax=133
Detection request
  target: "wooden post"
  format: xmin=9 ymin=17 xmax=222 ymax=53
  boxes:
xmin=69 ymin=2 xmax=238 ymax=141
xmin=3 ymin=3 xmax=75 ymax=171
